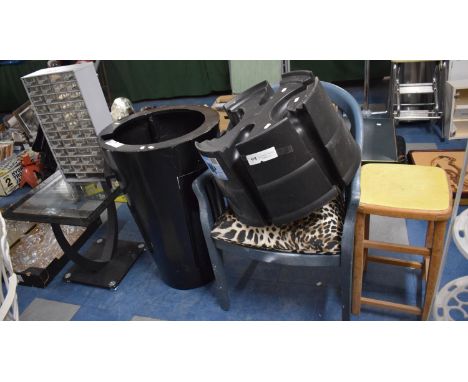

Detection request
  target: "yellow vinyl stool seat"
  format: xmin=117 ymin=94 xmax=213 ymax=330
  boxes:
xmin=353 ymin=163 xmax=452 ymax=320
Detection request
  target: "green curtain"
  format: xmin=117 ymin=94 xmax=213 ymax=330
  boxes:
xmin=103 ymin=60 xmax=231 ymax=102
xmin=2 ymin=60 xmax=391 ymax=113
xmin=229 ymin=60 xmax=282 ymax=93
xmin=1 ymin=60 xmax=231 ymax=113
xmin=290 ymin=60 xmax=391 ymax=82
xmin=0 ymin=61 xmax=48 ymax=112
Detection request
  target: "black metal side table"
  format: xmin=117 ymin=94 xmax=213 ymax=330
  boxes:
xmin=3 ymin=171 xmax=144 ymax=289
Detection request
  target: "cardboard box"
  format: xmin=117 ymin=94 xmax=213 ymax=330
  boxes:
xmin=0 ymin=150 xmax=39 ymax=196
xmin=0 ymin=141 xmax=14 ymax=161
xmin=212 ymin=95 xmax=235 ymax=132
xmin=0 ymin=153 xmax=23 ymax=196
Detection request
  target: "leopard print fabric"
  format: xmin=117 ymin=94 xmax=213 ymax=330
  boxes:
xmin=211 ymin=193 xmax=345 ymax=255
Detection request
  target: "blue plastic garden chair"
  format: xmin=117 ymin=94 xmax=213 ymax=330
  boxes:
xmin=192 ymin=82 xmax=363 ymax=320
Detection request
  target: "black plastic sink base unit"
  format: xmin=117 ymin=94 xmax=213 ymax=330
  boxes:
xmin=196 ymin=70 xmax=361 ymax=226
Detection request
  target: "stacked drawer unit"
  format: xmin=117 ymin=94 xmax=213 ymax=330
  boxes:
xmin=21 ymin=63 xmax=112 ymax=182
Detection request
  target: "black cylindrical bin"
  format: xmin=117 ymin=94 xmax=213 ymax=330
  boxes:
xmin=98 ymin=105 xmax=219 ymax=289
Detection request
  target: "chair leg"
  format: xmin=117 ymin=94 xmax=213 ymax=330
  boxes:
xmin=206 ymin=242 xmax=231 ymax=311
xmin=341 ymin=256 xmax=352 ymax=321
xmin=352 ymin=212 xmax=366 ymax=315
xmin=421 ymin=220 xmax=446 ymax=320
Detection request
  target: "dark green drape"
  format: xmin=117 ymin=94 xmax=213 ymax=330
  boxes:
xmin=103 ymin=60 xmax=231 ymax=102
xmin=2 ymin=60 xmax=390 ymax=113
xmin=290 ymin=60 xmax=391 ymax=82
xmin=1 ymin=60 xmax=231 ymax=113
xmin=0 ymin=61 xmax=48 ymax=112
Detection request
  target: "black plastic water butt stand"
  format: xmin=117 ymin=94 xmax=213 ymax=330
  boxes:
xmin=99 ymin=106 xmax=219 ymax=290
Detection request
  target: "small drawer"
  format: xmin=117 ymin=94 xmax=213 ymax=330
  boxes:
xmin=80 ymin=156 xmax=93 ymax=165
xmin=83 ymin=130 xmax=96 ymax=138
xmin=49 ymin=73 xmax=75 ymax=83
xmin=86 ymin=137 xmax=99 ymax=146
xmin=67 ymin=120 xmax=79 ymax=130
xmin=31 ymin=95 xmax=45 ymax=105
xmin=47 ymin=131 xmax=61 ymax=140
xmin=73 ymin=164 xmax=87 ymax=173
xmin=60 ymin=102 xmax=75 ymax=111
xmin=53 ymin=148 xmax=67 ymax=157
xmin=59 ymin=131 xmax=73 ymax=140
xmin=76 ymin=110 xmax=89 ymax=120
xmin=54 ymin=122 xmax=67 ymax=131
xmin=28 ymin=86 xmax=42 ymax=96
xmin=35 ymin=75 xmax=50 ymax=85
xmin=47 ymin=104 xmax=61 ymax=113
xmin=40 ymin=114 xmax=54 ymax=124
xmin=49 ymin=74 xmax=62 ymax=83
xmin=95 ymin=157 xmax=105 ymax=166
xmin=34 ymin=105 xmax=49 ymax=114
xmin=69 ymin=157 xmax=82 ymax=166
xmin=86 ymin=165 xmax=101 ymax=174
xmin=58 ymin=157 xmax=71 ymax=165
xmin=41 ymin=122 xmax=55 ymax=132
xmin=49 ymin=139 xmax=64 ymax=148
xmin=56 ymin=92 xmax=71 ymax=102
xmin=66 ymin=81 xmax=80 ymax=92
xmin=80 ymin=120 xmax=93 ymax=129
xmin=53 ymin=83 xmax=67 ymax=93
xmin=62 ymin=139 xmax=75 ymax=148
xmin=62 ymin=72 xmax=75 ymax=81
xmin=69 ymin=91 xmax=82 ymax=100
xmin=73 ymin=130 xmax=85 ymax=138
xmin=51 ymin=114 xmax=65 ymax=123
xmin=80 ymin=148 xmax=92 ymax=156
xmin=64 ymin=112 xmax=77 ymax=121
xmin=41 ymin=85 xmax=54 ymax=94
xmin=23 ymin=77 xmax=37 ymax=86
xmin=43 ymin=94 xmax=59 ymax=104
xmin=73 ymin=101 xmax=86 ymax=111
xmin=89 ymin=147 xmax=101 ymax=156
xmin=61 ymin=164 xmax=74 ymax=173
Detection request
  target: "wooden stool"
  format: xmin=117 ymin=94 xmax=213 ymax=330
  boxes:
xmin=352 ymin=163 xmax=452 ymax=320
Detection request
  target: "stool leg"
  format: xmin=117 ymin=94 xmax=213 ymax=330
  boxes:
xmin=364 ymin=214 xmax=370 ymax=272
xmin=421 ymin=220 xmax=446 ymax=320
xmin=352 ymin=212 xmax=366 ymax=315
xmin=425 ymin=221 xmax=435 ymax=248
xmin=423 ymin=221 xmax=435 ymax=281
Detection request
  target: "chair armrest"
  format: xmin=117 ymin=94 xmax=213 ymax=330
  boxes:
xmin=192 ymin=170 xmax=226 ymax=232
xmin=341 ymin=187 xmax=359 ymax=263
xmin=321 ymin=81 xmax=362 ymax=263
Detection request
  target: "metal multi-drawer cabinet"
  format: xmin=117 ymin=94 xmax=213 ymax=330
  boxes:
xmin=21 ymin=62 xmax=112 ymax=182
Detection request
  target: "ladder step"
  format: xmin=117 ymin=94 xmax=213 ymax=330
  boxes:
xmin=399 ymin=83 xmax=434 ymax=94
xmin=395 ymin=110 xmax=441 ymax=120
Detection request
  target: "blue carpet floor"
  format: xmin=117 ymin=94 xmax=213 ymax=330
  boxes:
xmin=7 ymin=84 xmax=468 ymax=320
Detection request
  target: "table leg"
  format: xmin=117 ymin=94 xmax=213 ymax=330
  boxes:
xmin=51 ymin=201 xmax=118 ymax=272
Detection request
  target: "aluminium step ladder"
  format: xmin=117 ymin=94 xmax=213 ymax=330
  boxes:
xmin=390 ymin=61 xmax=446 ymax=124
